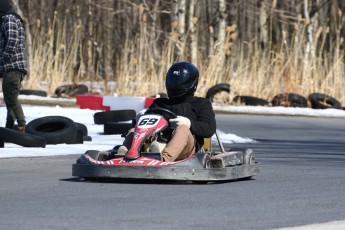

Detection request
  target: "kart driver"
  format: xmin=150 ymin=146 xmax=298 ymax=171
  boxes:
xmin=119 ymin=61 xmax=216 ymax=162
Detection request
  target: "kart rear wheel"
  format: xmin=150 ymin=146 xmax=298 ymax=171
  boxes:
xmin=243 ymin=149 xmax=255 ymax=165
xmin=236 ymin=150 xmax=256 ymax=181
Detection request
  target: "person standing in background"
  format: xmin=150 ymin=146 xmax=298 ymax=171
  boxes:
xmin=0 ymin=0 xmax=27 ymax=133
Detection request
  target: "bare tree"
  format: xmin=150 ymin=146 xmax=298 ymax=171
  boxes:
xmin=189 ymin=0 xmax=198 ymax=64
xmin=259 ymin=0 xmax=268 ymax=49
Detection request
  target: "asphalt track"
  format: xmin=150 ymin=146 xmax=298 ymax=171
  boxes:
xmin=0 ymin=114 xmax=344 ymax=230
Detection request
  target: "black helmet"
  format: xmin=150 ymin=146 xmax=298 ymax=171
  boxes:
xmin=165 ymin=61 xmax=199 ymax=99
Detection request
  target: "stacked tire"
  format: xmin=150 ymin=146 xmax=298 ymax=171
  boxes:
xmin=233 ymin=96 xmax=269 ymax=106
xmin=20 ymin=89 xmax=48 ymax=97
xmin=271 ymin=93 xmax=308 ymax=108
xmin=93 ymin=109 xmax=136 ymax=135
xmin=206 ymin=83 xmax=343 ymax=110
xmin=54 ymin=84 xmax=89 ymax=98
xmin=308 ymin=93 xmax=341 ymax=109
xmin=206 ymin=83 xmax=230 ymax=102
xmin=26 ymin=116 xmax=92 ymax=145
xmin=0 ymin=116 xmax=91 ymax=148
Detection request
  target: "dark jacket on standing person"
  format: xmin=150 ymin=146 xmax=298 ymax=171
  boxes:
xmin=0 ymin=13 xmax=27 ymax=75
xmin=149 ymin=96 xmax=216 ymax=150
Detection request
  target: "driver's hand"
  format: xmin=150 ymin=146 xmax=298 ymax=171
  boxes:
xmin=169 ymin=116 xmax=191 ymax=129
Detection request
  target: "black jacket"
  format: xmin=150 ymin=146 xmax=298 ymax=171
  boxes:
xmin=148 ymin=96 xmax=216 ymax=150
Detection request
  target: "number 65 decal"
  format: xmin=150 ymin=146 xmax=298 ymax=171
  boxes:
xmin=139 ymin=118 xmax=158 ymax=126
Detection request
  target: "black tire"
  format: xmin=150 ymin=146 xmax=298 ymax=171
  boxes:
xmin=66 ymin=122 xmax=92 ymax=144
xmin=308 ymin=93 xmax=342 ymax=109
xmin=70 ymin=84 xmax=88 ymax=96
xmin=75 ymin=122 xmax=92 ymax=141
xmin=54 ymin=85 xmax=71 ymax=97
xmin=233 ymin=96 xmax=269 ymax=106
xmin=83 ymin=135 xmax=92 ymax=141
xmin=26 ymin=116 xmax=77 ymax=145
xmin=19 ymin=89 xmax=48 ymax=97
xmin=75 ymin=122 xmax=88 ymax=136
xmin=0 ymin=127 xmax=46 ymax=148
xmin=0 ymin=138 xmax=4 ymax=148
xmin=104 ymin=122 xmax=133 ymax=135
xmin=55 ymin=84 xmax=89 ymax=97
xmin=66 ymin=129 xmax=84 ymax=144
xmin=206 ymin=83 xmax=230 ymax=102
xmin=271 ymin=93 xmax=308 ymax=108
xmin=94 ymin=110 xmax=136 ymax=125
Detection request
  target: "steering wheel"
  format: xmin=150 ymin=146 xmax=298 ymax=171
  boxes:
xmin=145 ymin=107 xmax=177 ymax=121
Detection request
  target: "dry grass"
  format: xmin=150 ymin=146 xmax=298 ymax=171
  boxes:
xmin=24 ymin=12 xmax=81 ymax=94
xmin=23 ymin=15 xmax=345 ymax=105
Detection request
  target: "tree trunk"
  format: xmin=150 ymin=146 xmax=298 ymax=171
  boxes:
xmin=259 ymin=0 xmax=268 ymax=49
xmin=189 ymin=0 xmax=198 ymax=64
xmin=178 ymin=0 xmax=186 ymax=40
xmin=216 ymin=0 xmax=227 ymax=70
xmin=304 ymin=0 xmax=313 ymax=60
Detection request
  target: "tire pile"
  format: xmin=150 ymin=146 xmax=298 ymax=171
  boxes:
xmin=0 ymin=116 xmax=91 ymax=148
xmin=206 ymin=83 xmax=343 ymax=110
xmin=54 ymin=84 xmax=89 ymax=98
xmin=19 ymin=84 xmax=89 ymax=98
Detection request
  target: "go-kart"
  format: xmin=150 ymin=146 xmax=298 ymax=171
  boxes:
xmin=72 ymin=108 xmax=260 ymax=183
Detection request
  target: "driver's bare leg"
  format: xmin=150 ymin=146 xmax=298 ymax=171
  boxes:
xmin=161 ymin=125 xmax=195 ymax=162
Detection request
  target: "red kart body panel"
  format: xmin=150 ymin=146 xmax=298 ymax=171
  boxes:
xmin=125 ymin=114 xmax=168 ymax=160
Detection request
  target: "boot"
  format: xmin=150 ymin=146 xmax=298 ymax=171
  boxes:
xmin=5 ymin=122 xmax=14 ymax=129
xmin=17 ymin=126 xmax=25 ymax=133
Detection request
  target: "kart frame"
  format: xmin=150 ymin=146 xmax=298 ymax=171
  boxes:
xmin=72 ymin=145 xmax=260 ymax=183
xmin=72 ymin=109 xmax=260 ymax=183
